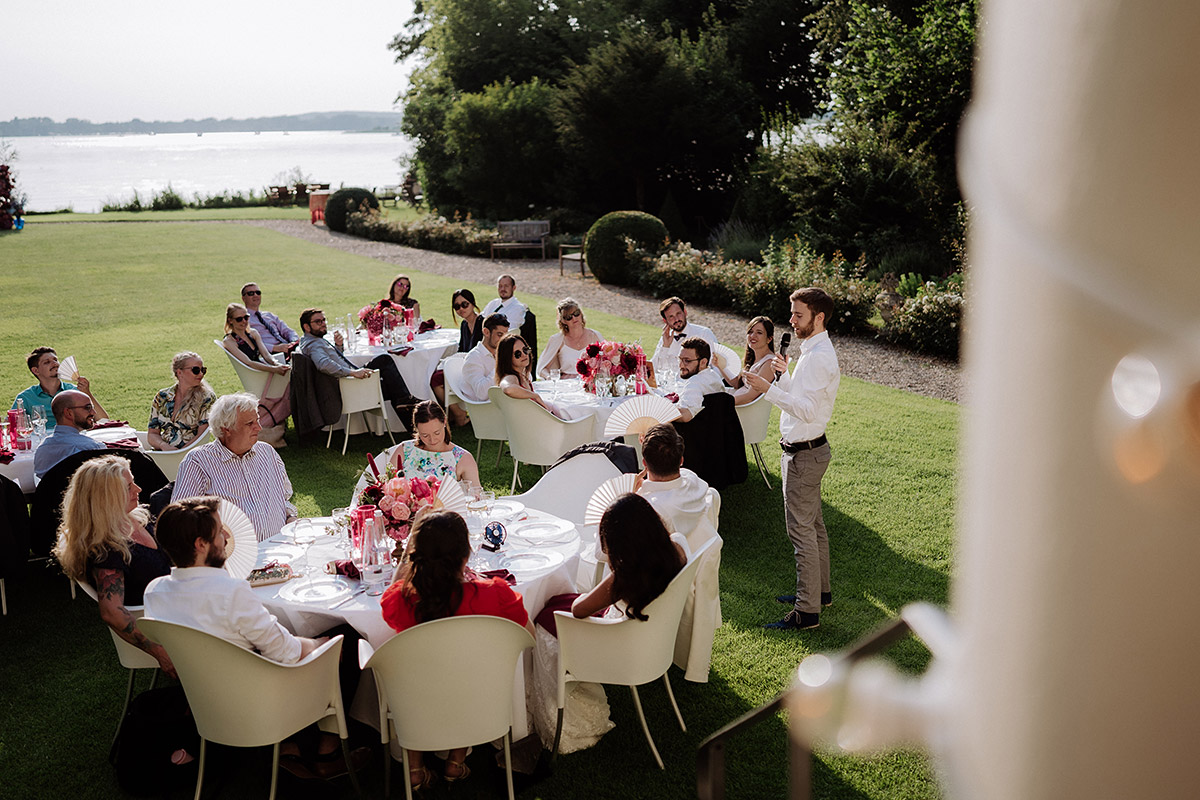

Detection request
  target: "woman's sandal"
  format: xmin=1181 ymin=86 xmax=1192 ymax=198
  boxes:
xmin=444 ymin=759 xmax=471 ymax=783
xmin=410 ymin=766 xmax=438 ymax=792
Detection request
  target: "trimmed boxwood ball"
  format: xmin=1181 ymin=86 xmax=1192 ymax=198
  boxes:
xmin=584 ymin=211 xmax=669 ymax=286
xmin=325 ymin=188 xmax=380 ymax=233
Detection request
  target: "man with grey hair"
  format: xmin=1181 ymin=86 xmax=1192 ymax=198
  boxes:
xmin=174 ymin=393 xmax=296 ymax=541
xmin=32 ymin=389 xmax=105 ymax=478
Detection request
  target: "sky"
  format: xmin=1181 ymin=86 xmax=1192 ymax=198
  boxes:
xmin=8 ymin=1 xmax=418 ymax=122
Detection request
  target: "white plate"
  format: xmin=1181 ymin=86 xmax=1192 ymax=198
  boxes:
xmin=508 ymin=519 xmax=576 ymax=546
xmin=489 ymin=499 xmax=525 ymax=520
xmin=257 ymin=543 xmax=304 ymax=565
xmin=504 ymin=550 xmax=566 ymax=576
xmin=277 ymin=576 xmax=353 ymax=604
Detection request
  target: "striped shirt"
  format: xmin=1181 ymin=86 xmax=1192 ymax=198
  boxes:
xmin=173 ymin=440 xmax=296 ymax=541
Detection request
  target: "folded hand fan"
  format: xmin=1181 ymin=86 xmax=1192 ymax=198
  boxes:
xmin=602 ymin=394 xmax=680 ymax=438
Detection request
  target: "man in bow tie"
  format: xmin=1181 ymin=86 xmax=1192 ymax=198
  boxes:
xmin=481 ymin=274 xmax=528 ymax=330
xmin=651 ymin=296 xmax=716 ymax=377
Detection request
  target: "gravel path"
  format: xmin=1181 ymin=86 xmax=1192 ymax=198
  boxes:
xmin=233 ymin=219 xmax=963 ymax=403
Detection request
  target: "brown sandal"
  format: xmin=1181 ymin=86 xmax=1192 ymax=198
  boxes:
xmin=444 ymin=759 xmax=470 ymax=783
xmin=409 ymin=765 xmax=437 ymax=791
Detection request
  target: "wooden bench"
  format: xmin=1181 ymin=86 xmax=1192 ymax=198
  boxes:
xmin=490 ymin=220 xmax=551 ymax=260
xmin=375 ymin=185 xmax=401 ymax=206
xmin=265 ymin=185 xmax=293 ymax=206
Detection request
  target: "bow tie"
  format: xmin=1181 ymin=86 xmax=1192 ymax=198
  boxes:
xmin=673 ymin=332 xmax=687 ymax=341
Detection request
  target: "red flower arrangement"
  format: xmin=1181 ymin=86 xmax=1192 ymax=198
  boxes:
xmin=357 ymin=299 xmax=401 ymax=338
xmin=576 ymin=340 xmax=645 ymax=393
xmin=355 ymin=459 xmax=441 ymax=543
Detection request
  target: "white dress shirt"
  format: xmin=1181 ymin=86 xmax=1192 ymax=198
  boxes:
xmin=481 ymin=295 xmax=528 ymax=329
xmin=675 ymin=367 xmax=726 ymax=420
xmin=638 ymin=468 xmax=711 ymax=539
xmin=764 ymin=330 xmax=840 ymax=443
xmin=460 ymin=343 xmax=497 ymax=402
xmin=144 ymin=566 xmax=303 ymax=664
xmin=652 ymin=321 xmax=716 ymax=375
xmin=174 ymin=440 xmax=297 ymax=541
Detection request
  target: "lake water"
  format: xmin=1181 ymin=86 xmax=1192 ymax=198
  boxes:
xmin=8 ymin=130 xmax=416 ymax=213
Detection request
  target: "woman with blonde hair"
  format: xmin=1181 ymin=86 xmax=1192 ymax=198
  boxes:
xmin=222 ymin=302 xmax=290 ymax=376
xmin=53 ymin=455 xmax=175 ymax=678
xmin=147 ymin=351 xmax=217 ymax=451
xmin=537 ymin=297 xmax=603 ymax=379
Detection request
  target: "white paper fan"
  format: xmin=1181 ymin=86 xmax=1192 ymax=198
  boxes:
xmin=710 ymin=343 xmax=741 ymax=381
xmin=433 ymin=478 xmax=469 ymax=515
xmin=603 ymin=394 xmax=681 ymax=438
xmin=584 ymin=473 xmax=638 ymax=525
xmin=218 ymin=499 xmax=259 ymax=580
xmin=59 ymin=355 xmax=79 ymax=383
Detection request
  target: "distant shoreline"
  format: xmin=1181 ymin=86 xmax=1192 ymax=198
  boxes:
xmin=1 ymin=110 xmax=403 ymax=137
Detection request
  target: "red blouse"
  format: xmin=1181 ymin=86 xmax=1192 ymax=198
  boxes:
xmin=380 ymin=577 xmax=529 ymax=633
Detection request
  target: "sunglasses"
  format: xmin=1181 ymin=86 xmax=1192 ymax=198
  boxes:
xmin=513 ymin=348 xmax=529 ymax=358
xmin=454 ymin=301 xmax=472 ymax=310
xmin=233 ymin=314 xmax=250 ymax=322
xmin=562 ymin=310 xmax=582 ymax=320
xmin=186 ymin=366 xmax=208 ymax=375
xmin=242 ymin=290 xmax=262 ymax=296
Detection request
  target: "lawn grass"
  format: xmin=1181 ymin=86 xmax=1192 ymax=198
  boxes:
xmin=0 ymin=222 xmax=957 ymax=799
xmin=23 ymin=204 xmax=425 ymax=224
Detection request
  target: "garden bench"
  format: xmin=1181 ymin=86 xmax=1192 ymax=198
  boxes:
xmin=490 ymin=220 xmax=550 ymax=260
xmin=375 ymin=185 xmax=401 ymax=206
xmin=265 ymin=185 xmax=293 ymax=205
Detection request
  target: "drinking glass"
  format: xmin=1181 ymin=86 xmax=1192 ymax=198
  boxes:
xmin=331 ymin=507 xmax=352 ymax=554
xmin=292 ymin=519 xmax=318 ymax=574
xmin=548 ymin=368 xmax=561 ymax=395
xmin=481 ymin=491 xmax=496 ymax=521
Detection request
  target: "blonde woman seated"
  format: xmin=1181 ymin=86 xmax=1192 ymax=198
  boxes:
xmin=147 ymin=351 xmax=216 ymax=451
xmin=729 ymin=315 xmax=777 ymax=405
xmin=537 ymin=297 xmax=602 ymax=379
xmin=380 ymin=512 xmax=534 ymax=789
xmin=53 ymin=455 xmax=176 ymax=678
xmin=496 ymin=333 xmax=570 ymax=420
xmin=386 ymin=401 xmax=481 ymax=486
xmin=222 ymin=303 xmax=290 ymax=377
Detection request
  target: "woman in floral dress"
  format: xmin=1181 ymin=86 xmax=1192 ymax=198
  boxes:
xmin=147 ymin=351 xmax=216 ymax=450
xmin=387 ymin=401 xmax=480 ymax=486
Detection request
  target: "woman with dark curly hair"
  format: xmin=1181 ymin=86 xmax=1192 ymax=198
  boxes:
xmin=380 ymin=511 xmax=533 ymax=789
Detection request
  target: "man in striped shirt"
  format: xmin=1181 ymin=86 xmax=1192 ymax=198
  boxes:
xmin=174 ymin=393 xmax=296 ymax=541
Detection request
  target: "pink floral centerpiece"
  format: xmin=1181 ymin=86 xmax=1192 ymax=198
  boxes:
xmin=576 ymin=341 xmax=645 ymax=394
xmin=355 ymin=461 xmax=441 ymax=546
xmin=358 ymin=299 xmax=401 ymax=342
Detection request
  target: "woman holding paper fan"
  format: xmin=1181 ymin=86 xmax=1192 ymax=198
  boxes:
xmin=380 ymin=511 xmax=534 ymax=789
xmin=537 ymin=297 xmax=602 ymax=379
xmin=147 ymin=351 xmax=216 ymax=450
xmin=386 ymin=401 xmax=480 ymax=486
xmin=53 ymin=455 xmax=175 ymax=678
xmin=728 ymin=316 xmax=776 ymax=405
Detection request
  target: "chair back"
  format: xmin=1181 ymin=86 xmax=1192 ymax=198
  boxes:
xmin=134 ymin=428 xmax=213 ymax=482
xmin=734 ymin=393 xmax=771 ymax=447
xmin=364 ymin=615 xmax=533 ymax=751
xmin=489 ymin=386 xmax=595 ymax=468
xmin=75 ymin=579 xmax=160 ymax=669
xmin=213 ymin=340 xmax=289 ymax=400
xmin=555 ymin=537 xmax=715 ymax=691
xmin=514 ymin=453 xmax=622 ymax=526
xmin=444 ymin=354 xmax=507 ymax=442
xmin=137 ymin=618 xmax=345 ymax=748
xmin=338 ymin=373 xmax=388 ymax=416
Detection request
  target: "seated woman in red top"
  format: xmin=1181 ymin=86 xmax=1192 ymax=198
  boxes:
xmin=380 ymin=511 xmax=534 ymax=790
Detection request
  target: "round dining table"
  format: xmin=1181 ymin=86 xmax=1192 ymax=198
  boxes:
xmin=343 ymin=327 xmax=459 ymax=405
xmin=0 ymin=423 xmax=140 ymax=494
xmin=251 ymin=505 xmax=583 ymax=740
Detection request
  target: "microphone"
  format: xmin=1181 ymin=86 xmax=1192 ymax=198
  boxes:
xmin=775 ymin=332 xmax=791 ymax=379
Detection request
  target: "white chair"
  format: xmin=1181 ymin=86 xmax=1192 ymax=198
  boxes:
xmin=137 ymin=618 xmax=357 ymax=800
xmin=75 ymin=579 xmax=160 ymax=756
xmin=489 ymin=386 xmax=596 ymax=493
xmin=443 ymin=353 xmax=508 ymax=465
xmin=735 ymin=393 xmax=773 ymax=488
xmin=512 ymin=452 xmax=622 ymax=526
xmin=551 ymin=538 xmax=715 ymax=768
xmin=326 ymin=373 xmax=397 ymax=456
xmin=359 ymin=616 xmax=534 ymax=800
xmin=134 ymin=428 xmax=213 ymax=482
xmin=213 ymin=339 xmax=290 ymax=401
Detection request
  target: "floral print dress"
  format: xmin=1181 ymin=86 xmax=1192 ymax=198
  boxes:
xmin=148 ymin=386 xmax=216 ymax=448
xmin=399 ymin=439 xmax=466 ymax=481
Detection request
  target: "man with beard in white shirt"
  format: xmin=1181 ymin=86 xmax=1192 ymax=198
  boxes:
xmin=459 ymin=314 xmax=510 ymax=402
xmin=480 ymin=274 xmax=528 ymax=330
xmin=671 ymin=338 xmax=726 ymax=423
xmin=635 ymin=423 xmax=711 ymax=541
xmin=651 ymin=296 xmax=716 ymax=377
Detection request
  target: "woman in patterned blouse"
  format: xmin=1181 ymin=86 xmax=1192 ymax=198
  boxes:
xmin=147 ymin=351 xmax=216 ymax=450
xmin=388 ymin=400 xmax=481 ymax=486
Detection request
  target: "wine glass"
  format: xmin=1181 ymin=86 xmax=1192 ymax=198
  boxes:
xmin=292 ymin=519 xmax=318 ymax=575
xmin=331 ymin=507 xmax=352 ymax=555
xmin=548 ymin=368 xmax=561 ymax=396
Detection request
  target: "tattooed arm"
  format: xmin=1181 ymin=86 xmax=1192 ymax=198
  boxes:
xmin=94 ymin=568 xmax=177 ymax=680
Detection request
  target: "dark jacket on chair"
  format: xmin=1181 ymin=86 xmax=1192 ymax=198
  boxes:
xmin=289 ymin=352 xmax=343 ymax=438
xmin=673 ymin=391 xmax=747 ymax=490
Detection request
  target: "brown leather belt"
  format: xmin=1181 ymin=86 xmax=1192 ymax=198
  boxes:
xmin=780 ymin=434 xmax=827 ymax=453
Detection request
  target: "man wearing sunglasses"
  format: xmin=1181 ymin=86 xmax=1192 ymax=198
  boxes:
xmin=33 ymin=390 xmax=105 ymax=478
xmin=241 ymin=283 xmax=298 ymax=358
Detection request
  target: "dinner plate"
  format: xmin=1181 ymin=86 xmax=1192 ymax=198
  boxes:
xmin=257 ymin=542 xmax=304 ymax=565
xmin=508 ymin=519 xmax=576 ymax=546
xmin=277 ymin=575 xmax=353 ymax=604
xmin=504 ymin=550 xmax=566 ymax=576
xmin=490 ymin=499 xmax=525 ymax=520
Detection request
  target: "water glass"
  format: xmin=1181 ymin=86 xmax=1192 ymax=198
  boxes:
xmin=331 ymin=507 xmax=353 ymax=554
xmin=362 ymin=562 xmax=391 ymax=596
xmin=548 ymin=368 xmax=561 ymax=395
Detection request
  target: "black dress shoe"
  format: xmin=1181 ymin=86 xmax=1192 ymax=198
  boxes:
xmin=821 ymin=591 xmax=833 ymax=607
xmin=776 ymin=593 xmax=833 ymax=607
xmin=763 ymin=610 xmax=819 ymax=630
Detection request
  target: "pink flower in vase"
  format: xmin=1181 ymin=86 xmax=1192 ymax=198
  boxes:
xmin=378 ymin=495 xmax=396 ymax=513
xmin=391 ymin=503 xmax=411 ymax=521
xmin=411 ymin=478 xmax=432 ymax=500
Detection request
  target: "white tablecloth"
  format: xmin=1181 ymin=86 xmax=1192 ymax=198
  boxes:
xmin=0 ymin=424 xmax=140 ymax=494
xmin=344 ymin=328 xmax=459 ymax=404
xmin=253 ymin=509 xmax=582 ymax=739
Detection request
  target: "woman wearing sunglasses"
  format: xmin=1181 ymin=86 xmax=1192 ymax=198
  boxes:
xmin=536 ymin=297 xmax=602 ymax=379
xmin=222 ymin=303 xmax=290 ymax=376
xmin=147 ymin=351 xmax=217 ymax=451
xmin=496 ymin=333 xmax=568 ymax=419
xmin=451 ymin=289 xmax=483 ymax=353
